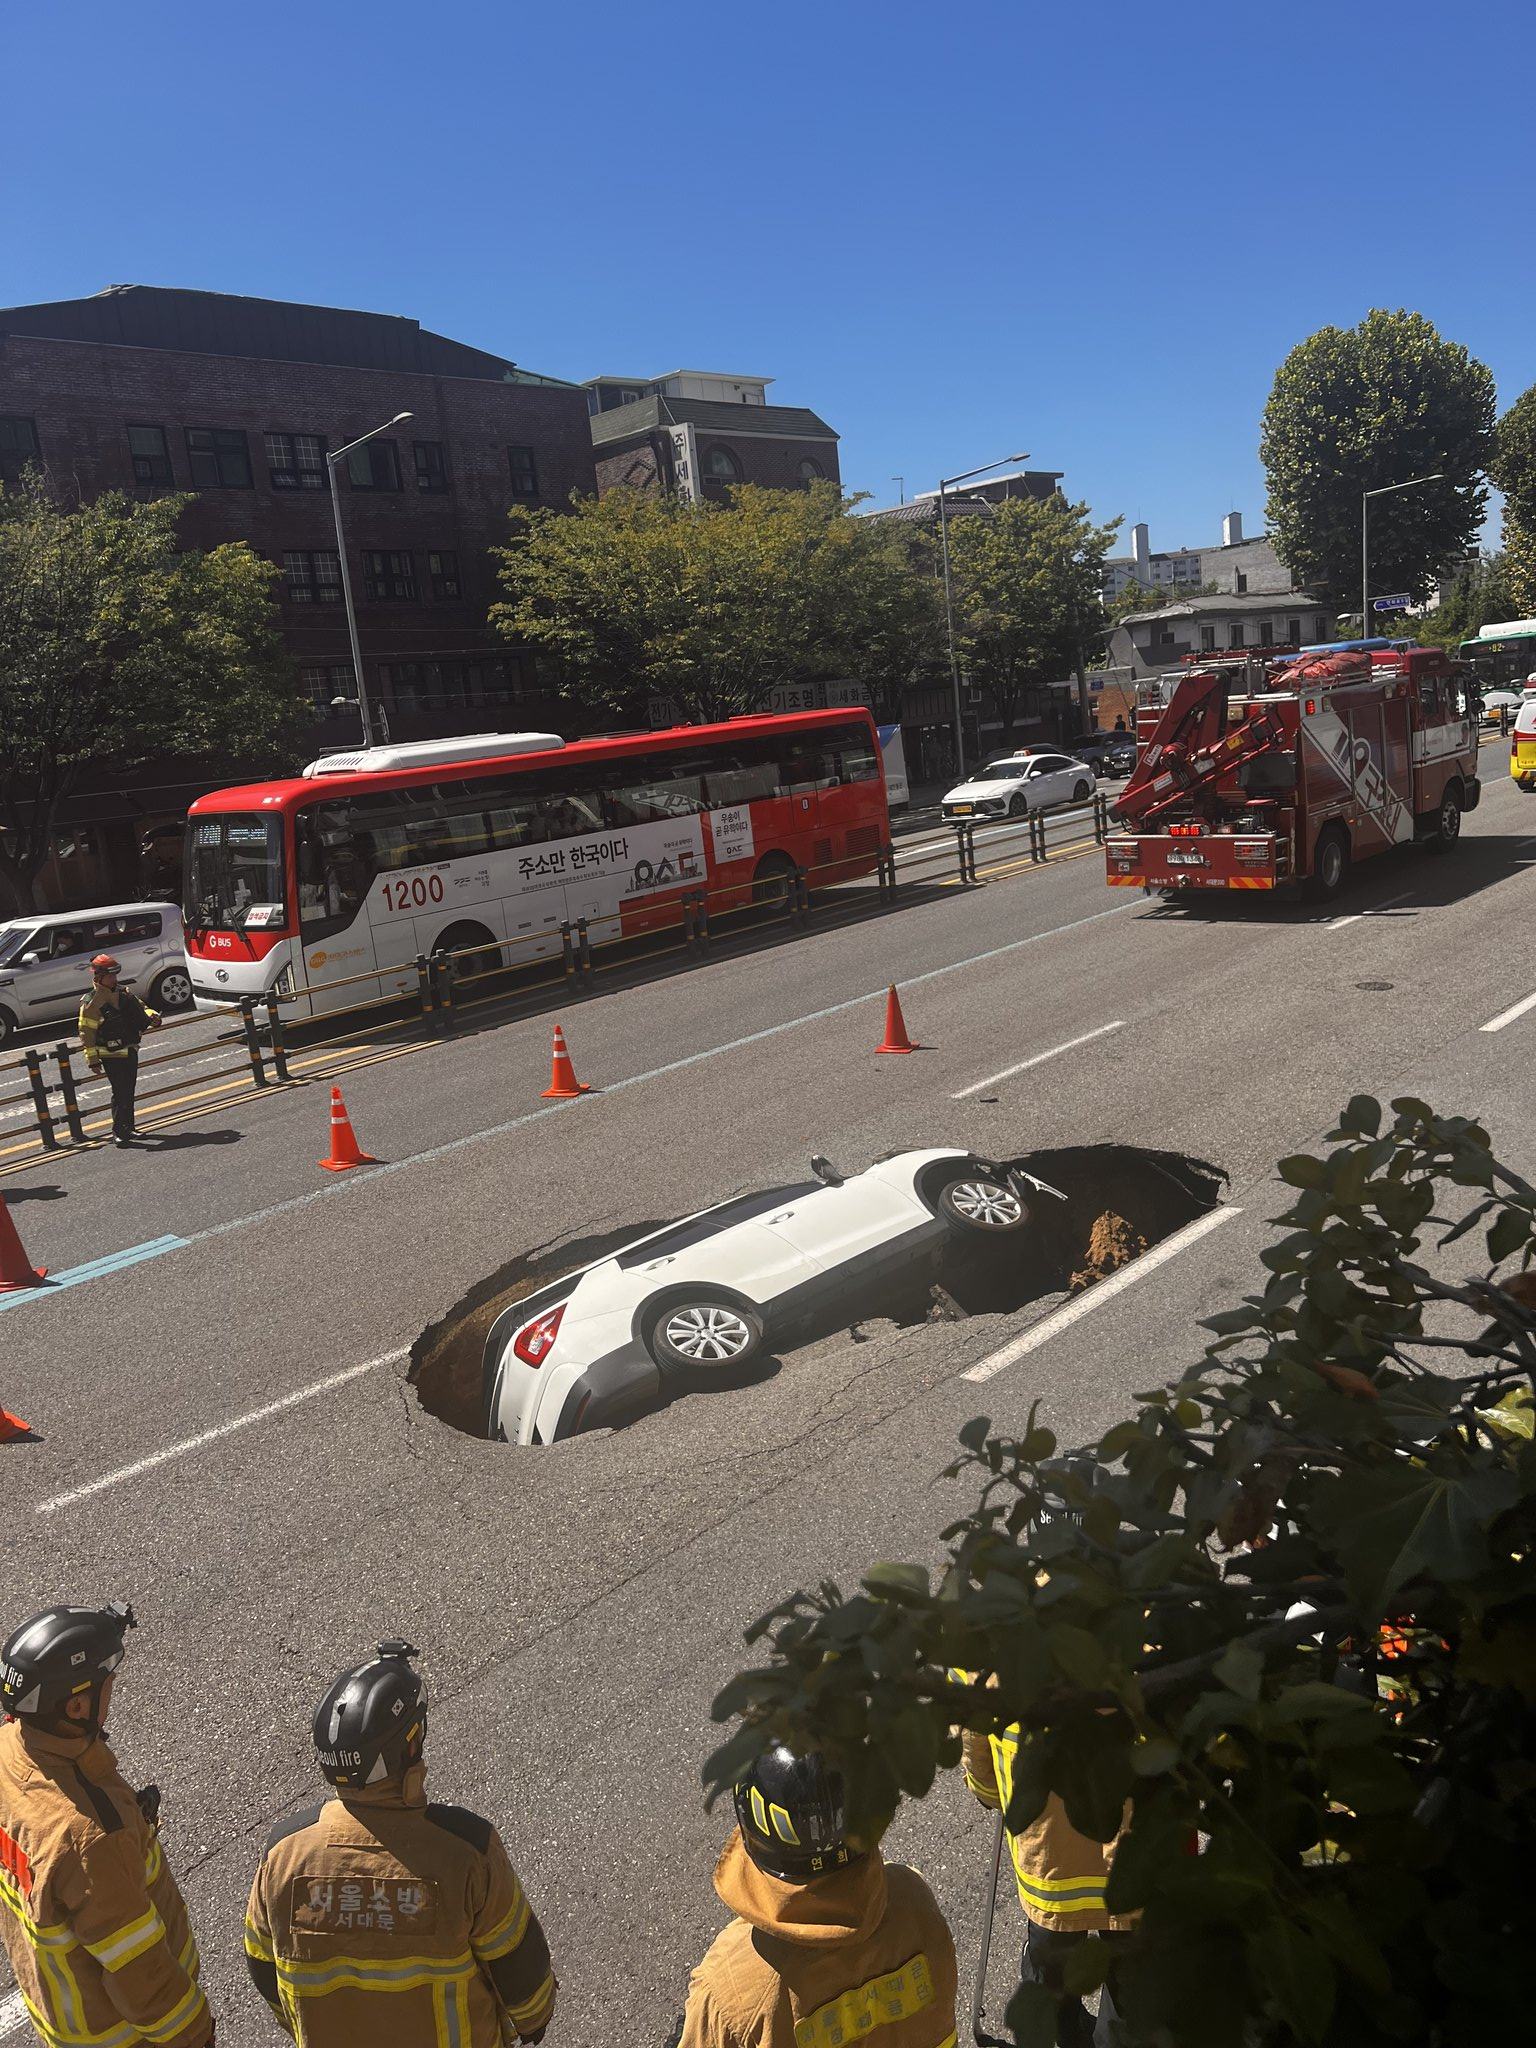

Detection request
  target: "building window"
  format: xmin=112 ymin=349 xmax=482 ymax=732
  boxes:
xmin=379 ymin=657 xmax=524 ymax=715
xmin=347 ymin=439 xmax=401 ymax=491
xmin=428 ymin=550 xmax=461 ymax=600
xmin=1259 ymin=621 xmax=1274 ymax=646
xmin=301 ymin=664 xmax=356 ymax=712
xmin=1287 ymin=618 xmax=1302 ymax=645
xmin=1229 ymin=622 xmax=1245 ymax=649
xmin=1235 ymin=571 xmax=1248 ymax=594
xmin=0 ymin=415 xmax=39 ymax=481
xmin=126 ymin=424 xmax=173 ymax=487
xmin=1200 ymin=626 xmax=1217 ymax=652
xmin=363 ymin=550 xmax=417 ymax=602
xmin=706 ymin=445 xmax=741 ymax=482
xmin=265 ymin=432 xmax=327 ymax=490
xmin=508 ymin=446 xmax=539 ymax=498
xmin=186 ymin=427 xmax=253 ymax=488
xmin=414 ymin=441 xmax=449 ymax=493
xmin=1315 ymin=616 xmax=1330 ymax=642
xmin=284 ymin=551 xmax=343 ymax=604
xmin=798 ymin=457 xmax=824 ymax=482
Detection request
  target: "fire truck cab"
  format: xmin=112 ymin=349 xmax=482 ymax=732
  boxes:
xmin=1106 ymin=641 xmax=1479 ymax=900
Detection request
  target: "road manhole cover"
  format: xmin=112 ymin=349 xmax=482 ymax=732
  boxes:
xmin=1355 ymin=980 xmax=1394 ymax=991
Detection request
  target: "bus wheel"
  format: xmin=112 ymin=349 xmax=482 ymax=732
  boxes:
xmin=751 ymin=852 xmax=798 ymax=910
xmin=1306 ymin=826 xmax=1349 ymax=902
xmin=432 ymin=922 xmax=501 ymax=980
xmin=1429 ymin=784 xmax=1463 ymax=853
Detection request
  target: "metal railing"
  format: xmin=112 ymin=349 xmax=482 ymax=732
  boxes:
xmin=0 ymin=795 xmax=1110 ymax=1165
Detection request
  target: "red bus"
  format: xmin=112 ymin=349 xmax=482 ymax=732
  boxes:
xmin=182 ymin=709 xmax=889 ymax=1016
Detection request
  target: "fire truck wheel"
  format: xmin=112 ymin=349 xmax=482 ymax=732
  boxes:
xmin=1306 ymin=827 xmax=1350 ymax=902
xmin=1428 ymin=786 xmax=1463 ymax=853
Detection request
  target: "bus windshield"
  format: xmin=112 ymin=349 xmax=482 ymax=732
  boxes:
xmin=185 ymin=814 xmax=287 ymax=931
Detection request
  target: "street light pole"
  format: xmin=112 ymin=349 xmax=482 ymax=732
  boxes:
xmin=1361 ymin=473 xmax=1443 ymax=637
xmin=327 ymin=410 xmax=414 ymax=749
xmin=938 ymin=451 xmax=1029 ymax=778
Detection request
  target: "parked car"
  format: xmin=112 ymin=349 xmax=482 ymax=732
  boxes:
xmin=0 ymin=902 xmax=191 ymax=1047
xmin=483 ymin=1148 xmax=1065 ymax=1444
xmin=1065 ymin=731 xmax=1137 ymax=770
xmin=941 ymin=751 xmax=1096 ymax=821
xmin=1481 ymin=690 xmax=1523 ymax=728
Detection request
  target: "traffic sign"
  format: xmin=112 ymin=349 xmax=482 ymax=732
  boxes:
xmin=1373 ymin=594 xmax=1411 ymax=613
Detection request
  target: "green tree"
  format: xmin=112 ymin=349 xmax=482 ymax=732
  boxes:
xmin=491 ymin=482 xmax=941 ymax=723
xmin=1260 ymin=311 xmax=1496 ymax=602
xmin=945 ymin=497 xmax=1121 ymax=739
xmin=0 ymin=480 xmax=298 ymax=914
xmin=707 ymin=1096 xmax=1536 ymax=2048
xmin=1410 ymin=552 xmax=1515 ymax=651
xmin=1490 ymin=385 xmax=1536 ymax=616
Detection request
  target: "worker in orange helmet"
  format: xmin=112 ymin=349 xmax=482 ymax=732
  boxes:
xmin=79 ymin=954 xmax=161 ymax=1147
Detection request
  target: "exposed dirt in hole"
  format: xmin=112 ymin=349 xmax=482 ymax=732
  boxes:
xmin=411 ymin=1145 xmax=1226 ymax=1441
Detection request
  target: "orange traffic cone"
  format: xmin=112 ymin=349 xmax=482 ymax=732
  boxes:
xmin=1 ymin=1408 xmax=34 ymax=1442
xmin=541 ymin=1024 xmax=591 ymax=1099
xmin=875 ymin=983 xmax=919 ymax=1055
xmin=0 ymin=1193 xmax=47 ymax=1292
xmin=319 ymin=1086 xmax=378 ymax=1173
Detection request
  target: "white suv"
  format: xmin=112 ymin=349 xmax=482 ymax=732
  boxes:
xmin=0 ymin=902 xmax=191 ymax=1047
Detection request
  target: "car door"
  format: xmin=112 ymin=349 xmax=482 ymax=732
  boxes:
xmin=752 ymin=1173 xmax=932 ymax=1295
xmin=18 ymin=920 xmax=97 ymax=1026
xmin=107 ymin=913 xmax=164 ymax=998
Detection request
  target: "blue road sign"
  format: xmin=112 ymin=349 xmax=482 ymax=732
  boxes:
xmin=1373 ymin=594 xmax=1411 ymax=613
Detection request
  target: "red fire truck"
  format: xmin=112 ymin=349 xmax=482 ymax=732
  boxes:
xmin=1106 ymin=641 xmax=1480 ymax=900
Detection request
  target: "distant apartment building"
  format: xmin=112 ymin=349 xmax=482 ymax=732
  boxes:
xmin=1102 ymin=511 xmax=1296 ymax=600
xmin=584 ymin=370 xmax=839 ymax=499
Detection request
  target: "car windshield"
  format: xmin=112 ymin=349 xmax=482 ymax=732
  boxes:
xmin=0 ymin=924 xmax=41 ymax=967
xmin=973 ymin=761 xmax=1034 ymax=781
xmin=184 ymin=813 xmax=287 ymax=932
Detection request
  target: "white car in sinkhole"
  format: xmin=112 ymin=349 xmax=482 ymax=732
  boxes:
xmin=482 ymin=1148 xmax=1063 ymax=1444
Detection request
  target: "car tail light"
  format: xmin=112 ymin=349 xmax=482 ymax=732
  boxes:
xmin=513 ymin=1304 xmax=566 ymax=1367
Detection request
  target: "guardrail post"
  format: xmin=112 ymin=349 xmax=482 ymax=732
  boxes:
xmin=415 ymin=952 xmax=434 ymax=1024
xmin=1500 ymin=706 xmax=1511 ymax=737
xmin=695 ymin=891 xmax=712 ymax=950
xmin=53 ymin=1044 xmax=86 ymax=1144
xmin=23 ymin=1049 xmax=57 ymax=1150
xmin=263 ymin=992 xmax=291 ymax=1083
xmin=1030 ymin=812 xmax=1046 ymax=864
xmin=559 ymin=922 xmax=576 ymax=979
xmin=239 ymin=998 xmax=268 ymax=1087
xmin=433 ymin=951 xmax=456 ymax=1033
xmin=681 ymin=895 xmax=697 ymax=952
xmin=576 ymin=917 xmax=593 ymax=978
xmin=1093 ymin=792 xmax=1109 ymax=844
xmin=878 ymin=843 xmax=896 ymax=899
xmin=793 ymin=869 xmax=810 ymax=925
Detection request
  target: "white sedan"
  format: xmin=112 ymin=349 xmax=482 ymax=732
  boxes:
xmin=483 ymin=1149 xmax=1063 ymax=1444
xmin=941 ymin=751 xmax=1096 ymax=823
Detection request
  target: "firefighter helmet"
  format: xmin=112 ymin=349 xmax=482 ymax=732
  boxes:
xmin=89 ymin=954 xmax=121 ymax=973
xmin=0 ymin=1602 xmax=135 ymax=1723
xmin=734 ymin=1745 xmax=854 ymax=1882
xmin=312 ymin=1640 xmax=427 ymax=1789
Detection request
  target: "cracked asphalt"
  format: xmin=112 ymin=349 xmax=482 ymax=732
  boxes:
xmin=3 ymin=759 xmax=1535 ymax=2044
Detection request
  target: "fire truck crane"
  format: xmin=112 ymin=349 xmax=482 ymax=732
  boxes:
xmin=1106 ymin=641 xmax=1480 ymax=900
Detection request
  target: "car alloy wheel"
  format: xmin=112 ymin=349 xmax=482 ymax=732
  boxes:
xmin=654 ymin=1300 xmax=762 ymax=1368
xmin=152 ymin=968 xmax=193 ymax=1011
xmin=939 ymin=1176 xmax=1028 ymax=1233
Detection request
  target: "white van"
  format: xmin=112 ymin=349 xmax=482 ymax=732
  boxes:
xmin=0 ymin=902 xmax=191 ymax=1047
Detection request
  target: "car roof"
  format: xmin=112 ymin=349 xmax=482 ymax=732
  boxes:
xmin=18 ymin=901 xmax=180 ymax=924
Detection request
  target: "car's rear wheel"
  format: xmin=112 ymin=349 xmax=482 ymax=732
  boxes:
xmin=648 ymin=1297 xmax=764 ymax=1370
xmin=151 ymin=967 xmax=193 ymax=1012
xmin=936 ymin=1173 xmax=1029 ymax=1235
xmin=1073 ymin=779 xmax=1092 ymax=801
xmin=0 ymin=1006 xmax=15 ymax=1048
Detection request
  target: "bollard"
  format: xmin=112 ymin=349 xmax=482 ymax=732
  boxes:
xmin=23 ymin=1050 xmax=57 ymax=1150
xmin=53 ymin=1045 xmax=86 ymax=1145
xmin=954 ymin=822 xmax=978 ymax=886
xmin=576 ymin=918 xmax=593 ymax=977
xmin=263 ymin=991 xmax=291 ymax=1083
xmin=415 ymin=952 xmax=434 ymax=1024
xmin=1030 ymin=812 xmax=1046 ymax=864
xmin=239 ymin=999 xmax=268 ymax=1087
xmin=560 ymin=922 xmax=576 ymax=979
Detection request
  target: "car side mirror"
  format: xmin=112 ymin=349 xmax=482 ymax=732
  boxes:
xmin=18 ymin=951 xmax=40 ymax=967
xmin=810 ymin=1154 xmax=845 ymax=1187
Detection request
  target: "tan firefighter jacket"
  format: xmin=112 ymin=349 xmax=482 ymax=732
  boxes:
xmin=0 ymin=1717 xmax=211 ymax=2048
xmin=78 ymin=990 xmax=156 ymax=1066
xmin=244 ymin=1771 xmax=555 ymax=2046
xmin=678 ymin=1828 xmax=957 ymax=2048
xmin=960 ymin=1722 xmax=1135 ymax=1936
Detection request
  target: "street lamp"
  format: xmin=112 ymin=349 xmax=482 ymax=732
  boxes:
xmin=938 ymin=453 xmax=1029 ymax=777
xmin=327 ymin=410 xmax=414 ymax=748
xmin=1361 ymin=473 xmax=1443 ymax=639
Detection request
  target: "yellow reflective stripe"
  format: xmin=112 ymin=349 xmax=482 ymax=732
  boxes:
xmin=84 ymin=1904 xmax=165 ymax=1971
xmin=139 ymin=1978 xmax=210 ymax=2045
xmin=509 ymin=1970 xmax=555 ymax=2030
xmin=0 ymin=1862 xmax=75 ymax=1946
xmin=17 ymin=1986 xmax=138 ymax=2048
xmin=243 ymin=1917 xmax=276 ymax=1962
xmin=768 ymin=1800 xmax=800 ymax=1845
xmin=472 ymin=1885 xmax=529 ymax=1960
xmin=275 ymin=1948 xmax=476 ymax=1995
xmin=793 ymin=1951 xmax=935 ymax=2047
xmin=144 ymin=1836 xmax=164 ymax=1884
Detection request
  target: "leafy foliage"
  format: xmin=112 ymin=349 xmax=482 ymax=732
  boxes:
xmin=1490 ymin=383 xmax=1536 ymax=534
xmin=1409 ymin=552 xmax=1516 ymax=651
xmin=0 ymin=478 xmax=298 ymax=913
xmin=490 ymin=482 xmax=941 ymax=723
xmin=707 ymin=1099 xmax=1536 ymax=2047
xmin=1260 ymin=311 xmax=1496 ymax=602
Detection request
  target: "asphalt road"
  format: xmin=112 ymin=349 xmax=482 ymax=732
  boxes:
xmin=3 ymin=764 xmax=1535 ymax=2046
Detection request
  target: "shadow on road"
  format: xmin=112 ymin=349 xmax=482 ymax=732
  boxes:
xmin=1138 ymin=828 xmax=1535 ymax=924
xmin=136 ymin=1127 xmax=243 ymax=1151
xmin=4 ymin=1183 xmax=65 ymax=1203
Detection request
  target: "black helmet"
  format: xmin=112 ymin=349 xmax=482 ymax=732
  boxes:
xmin=312 ymin=1640 xmax=427 ymax=1790
xmin=1 ymin=1603 xmax=135 ymax=1725
xmin=734 ymin=1744 xmax=855 ymax=1883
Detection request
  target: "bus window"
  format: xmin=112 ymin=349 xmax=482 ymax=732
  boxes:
xmin=704 ymin=738 xmax=779 ymax=807
xmin=296 ymin=808 xmax=373 ymax=940
xmin=779 ymin=738 xmax=835 ymax=794
xmin=346 ymin=787 xmax=449 ymax=872
xmin=824 ymin=721 xmax=880 ymax=784
xmin=485 ymin=796 xmax=542 ymax=850
xmin=606 ymin=751 xmax=708 ymax=824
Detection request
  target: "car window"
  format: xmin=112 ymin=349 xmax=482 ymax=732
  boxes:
xmin=49 ymin=924 xmax=95 ymax=959
xmin=119 ymin=913 xmax=163 ymax=940
xmin=0 ymin=925 xmax=41 ymax=966
xmin=614 ymin=1184 xmax=823 ymax=1267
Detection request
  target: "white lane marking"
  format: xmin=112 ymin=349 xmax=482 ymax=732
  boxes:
xmin=1481 ymin=989 xmax=1536 ymax=1034
xmin=35 ymin=1350 xmax=409 ymax=1515
xmin=961 ymin=1206 xmax=1244 ymax=1384
xmin=0 ymin=1990 xmax=24 ymax=2037
xmin=1324 ymin=889 xmax=1413 ymax=931
xmin=950 ymin=1022 xmax=1125 ymax=1099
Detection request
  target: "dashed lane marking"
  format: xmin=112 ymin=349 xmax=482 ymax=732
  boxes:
xmin=961 ymin=1205 xmax=1244 ymax=1383
xmin=950 ymin=1021 xmax=1125 ymax=1099
xmin=35 ymin=1350 xmax=410 ymax=1515
xmin=1324 ymin=889 xmax=1414 ymax=931
xmin=1481 ymin=988 xmax=1536 ymax=1034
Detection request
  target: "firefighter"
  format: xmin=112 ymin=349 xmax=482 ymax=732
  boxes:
xmin=676 ymin=1743 xmax=957 ymax=2048
xmin=0 ymin=1601 xmax=213 ymax=2048
xmin=79 ymin=954 xmax=161 ymax=1147
xmin=244 ymin=1640 xmax=555 ymax=2045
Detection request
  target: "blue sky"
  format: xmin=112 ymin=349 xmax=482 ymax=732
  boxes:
xmin=5 ymin=0 xmax=1530 ymax=554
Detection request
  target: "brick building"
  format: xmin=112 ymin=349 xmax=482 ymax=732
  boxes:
xmin=583 ymin=370 xmax=839 ymax=500
xmin=0 ymin=285 xmax=596 ymax=906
